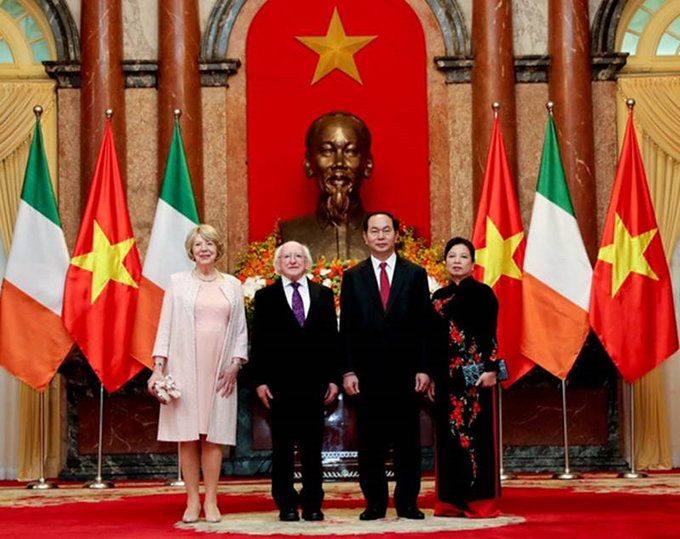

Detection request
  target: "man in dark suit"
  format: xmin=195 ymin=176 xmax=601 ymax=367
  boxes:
xmin=250 ymin=241 xmax=340 ymax=522
xmin=341 ymin=212 xmax=431 ymax=520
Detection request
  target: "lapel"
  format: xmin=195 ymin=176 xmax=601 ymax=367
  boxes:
xmin=306 ymin=278 xmax=320 ymax=322
xmin=216 ymin=273 xmax=237 ymax=311
xmin=386 ymin=256 xmax=407 ymax=314
xmin=276 ymin=278 xmax=308 ymax=329
xmin=360 ymin=257 xmax=385 ymax=313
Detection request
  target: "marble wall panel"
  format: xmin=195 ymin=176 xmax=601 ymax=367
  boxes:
xmin=122 ymin=0 xmax=156 ymax=59
xmin=515 ymin=83 xmax=549 ymax=229
xmin=592 ymin=81 xmax=618 ymax=240
xmin=57 ymin=88 xmax=81 ymax=251
xmin=453 ymin=0 xmax=607 ymax=56
xmin=458 ymin=0 xmax=472 ymax=39
xmin=125 ymin=89 xmax=158 ymax=259
xmin=202 ymin=86 xmax=229 ymax=265
xmin=64 ymin=0 xmax=79 ymax=30
xmin=61 ymin=1 xmax=609 ymax=61
xmin=503 ymin=387 xmax=609 ymax=446
xmin=199 ymin=0 xmax=215 ymax=33
xmin=513 ymin=0 xmax=548 ymax=56
xmin=77 ymin=394 xmax=175 ymax=454
xmin=447 ymin=83 xmax=473 ymax=238
xmin=406 ymin=0 xmax=451 ymax=244
xmin=590 ymin=0 xmax=605 ymax=24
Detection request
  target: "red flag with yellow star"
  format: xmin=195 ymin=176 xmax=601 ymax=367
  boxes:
xmin=472 ymin=115 xmax=534 ymax=385
xmin=63 ymin=120 xmax=143 ymax=392
xmin=589 ymin=109 xmax=678 ymax=382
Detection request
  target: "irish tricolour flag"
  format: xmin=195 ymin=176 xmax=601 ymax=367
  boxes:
xmin=130 ymin=116 xmax=199 ymax=368
xmin=521 ymin=112 xmax=592 ymax=379
xmin=0 ymin=113 xmax=73 ymax=390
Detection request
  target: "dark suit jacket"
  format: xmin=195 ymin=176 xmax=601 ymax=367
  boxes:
xmin=250 ymin=278 xmax=341 ymax=400
xmin=340 ymin=256 xmax=431 ymax=396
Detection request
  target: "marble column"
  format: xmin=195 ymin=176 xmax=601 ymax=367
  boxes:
xmin=158 ymin=0 xmax=203 ymax=216
xmin=80 ymin=0 xmax=126 ymax=201
xmin=549 ymin=0 xmax=598 ymax=261
xmin=471 ymin=0 xmax=518 ymax=209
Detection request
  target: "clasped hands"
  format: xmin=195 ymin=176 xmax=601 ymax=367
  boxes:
xmin=256 ymin=383 xmax=340 ymax=409
xmin=148 ymin=358 xmax=242 ymax=404
xmin=426 ymin=371 xmax=497 ymax=402
xmin=342 ymin=372 xmax=431 ymax=396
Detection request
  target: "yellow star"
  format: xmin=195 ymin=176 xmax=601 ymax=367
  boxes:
xmin=71 ymin=220 xmax=139 ymax=304
xmin=598 ymin=213 xmax=658 ymax=297
xmin=296 ymin=8 xmax=377 ymax=85
xmin=475 ymin=217 xmax=524 ymax=288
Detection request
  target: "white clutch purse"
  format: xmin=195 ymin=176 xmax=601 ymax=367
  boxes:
xmin=153 ymin=374 xmax=182 ymax=404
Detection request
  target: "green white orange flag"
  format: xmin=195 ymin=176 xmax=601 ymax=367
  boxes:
xmin=521 ymin=112 xmax=592 ymax=379
xmin=62 ymin=120 xmax=143 ymax=392
xmin=589 ymin=107 xmax=678 ymax=382
xmin=130 ymin=116 xmax=199 ymax=369
xmin=0 ymin=114 xmax=74 ymax=391
xmin=472 ymin=114 xmax=534 ymax=385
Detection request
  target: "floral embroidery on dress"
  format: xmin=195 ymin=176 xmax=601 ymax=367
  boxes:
xmin=434 ymin=293 xmax=498 ymax=485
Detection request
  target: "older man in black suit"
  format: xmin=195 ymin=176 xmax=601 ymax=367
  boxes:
xmin=250 ymin=241 xmax=340 ymax=522
xmin=341 ymin=212 xmax=431 ymax=520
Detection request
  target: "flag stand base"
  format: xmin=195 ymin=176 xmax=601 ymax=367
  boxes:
xmin=84 ymin=477 xmax=115 ymax=489
xmin=500 ymin=470 xmax=517 ymax=481
xmin=27 ymin=478 xmax=58 ymax=490
xmin=617 ymin=471 xmax=648 ymax=479
xmin=165 ymin=479 xmax=186 ymax=487
xmin=552 ymin=471 xmax=582 ymax=480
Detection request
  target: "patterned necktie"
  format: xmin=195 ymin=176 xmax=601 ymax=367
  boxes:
xmin=379 ymin=262 xmax=390 ymax=310
xmin=291 ymin=281 xmax=305 ymax=326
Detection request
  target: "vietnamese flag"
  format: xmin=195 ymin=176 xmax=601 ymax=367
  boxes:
xmin=63 ymin=119 xmax=143 ymax=392
xmin=472 ymin=114 xmax=534 ymax=386
xmin=589 ymin=107 xmax=678 ymax=382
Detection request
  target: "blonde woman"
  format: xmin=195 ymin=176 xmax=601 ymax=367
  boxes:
xmin=148 ymin=224 xmax=248 ymax=523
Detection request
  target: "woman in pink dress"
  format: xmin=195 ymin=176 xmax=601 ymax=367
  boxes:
xmin=148 ymin=225 xmax=248 ymax=523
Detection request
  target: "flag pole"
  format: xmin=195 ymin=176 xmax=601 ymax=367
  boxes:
xmin=22 ymin=106 xmax=59 ymax=491
xmin=84 ymin=382 xmax=114 ymax=489
xmin=165 ymin=443 xmax=185 ymax=487
xmin=498 ymin=382 xmax=516 ymax=481
xmin=552 ymin=379 xmax=582 ymax=480
xmin=615 ymin=98 xmax=648 ymax=480
xmin=26 ymin=390 xmax=58 ymax=490
xmin=618 ymin=381 xmax=648 ymax=479
xmin=490 ymin=101 xmax=516 ymax=482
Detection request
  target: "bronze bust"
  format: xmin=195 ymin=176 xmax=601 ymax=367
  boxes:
xmin=279 ymin=111 xmax=373 ymax=260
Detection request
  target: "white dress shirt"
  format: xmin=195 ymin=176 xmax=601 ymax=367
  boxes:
xmin=281 ymin=275 xmax=311 ymax=317
xmin=370 ymin=253 xmax=397 ymax=287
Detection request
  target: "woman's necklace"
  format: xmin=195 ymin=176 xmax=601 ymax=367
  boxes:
xmin=193 ymin=269 xmax=218 ymax=282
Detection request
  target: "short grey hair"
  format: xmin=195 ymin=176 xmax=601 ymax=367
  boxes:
xmin=274 ymin=241 xmax=313 ymax=275
xmin=185 ymin=224 xmax=224 ymax=261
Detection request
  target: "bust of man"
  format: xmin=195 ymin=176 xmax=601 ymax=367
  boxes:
xmin=279 ymin=111 xmax=373 ymax=260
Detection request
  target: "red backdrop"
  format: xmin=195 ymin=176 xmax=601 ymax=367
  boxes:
xmin=246 ymin=0 xmax=430 ymax=241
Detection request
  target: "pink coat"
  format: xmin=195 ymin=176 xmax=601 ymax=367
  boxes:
xmin=152 ymin=271 xmax=248 ymax=445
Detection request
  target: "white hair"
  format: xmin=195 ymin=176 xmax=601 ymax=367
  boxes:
xmin=274 ymin=241 xmax=314 ymax=275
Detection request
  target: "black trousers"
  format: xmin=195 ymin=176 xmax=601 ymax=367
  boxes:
xmin=356 ymin=391 xmax=421 ymax=512
xmin=270 ymin=394 xmax=325 ymax=512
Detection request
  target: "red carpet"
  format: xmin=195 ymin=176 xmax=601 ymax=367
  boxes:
xmin=1 ymin=474 xmax=679 ymax=538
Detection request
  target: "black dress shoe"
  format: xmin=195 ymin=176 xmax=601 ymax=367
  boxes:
xmin=359 ymin=507 xmax=386 ymax=520
xmin=397 ymin=507 xmax=425 ymax=519
xmin=279 ymin=509 xmax=300 ymax=522
xmin=302 ymin=509 xmax=324 ymax=521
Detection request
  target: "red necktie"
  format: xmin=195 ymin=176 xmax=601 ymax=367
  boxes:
xmin=379 ymin=262 xmax=390 ymax=310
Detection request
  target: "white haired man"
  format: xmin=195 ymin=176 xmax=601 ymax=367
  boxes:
xmin=250 ymin=241 xmax=341 ymax=522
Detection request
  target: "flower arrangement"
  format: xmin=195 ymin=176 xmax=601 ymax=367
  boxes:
xmin=234 ymin=223 xmax=449 ymax=319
